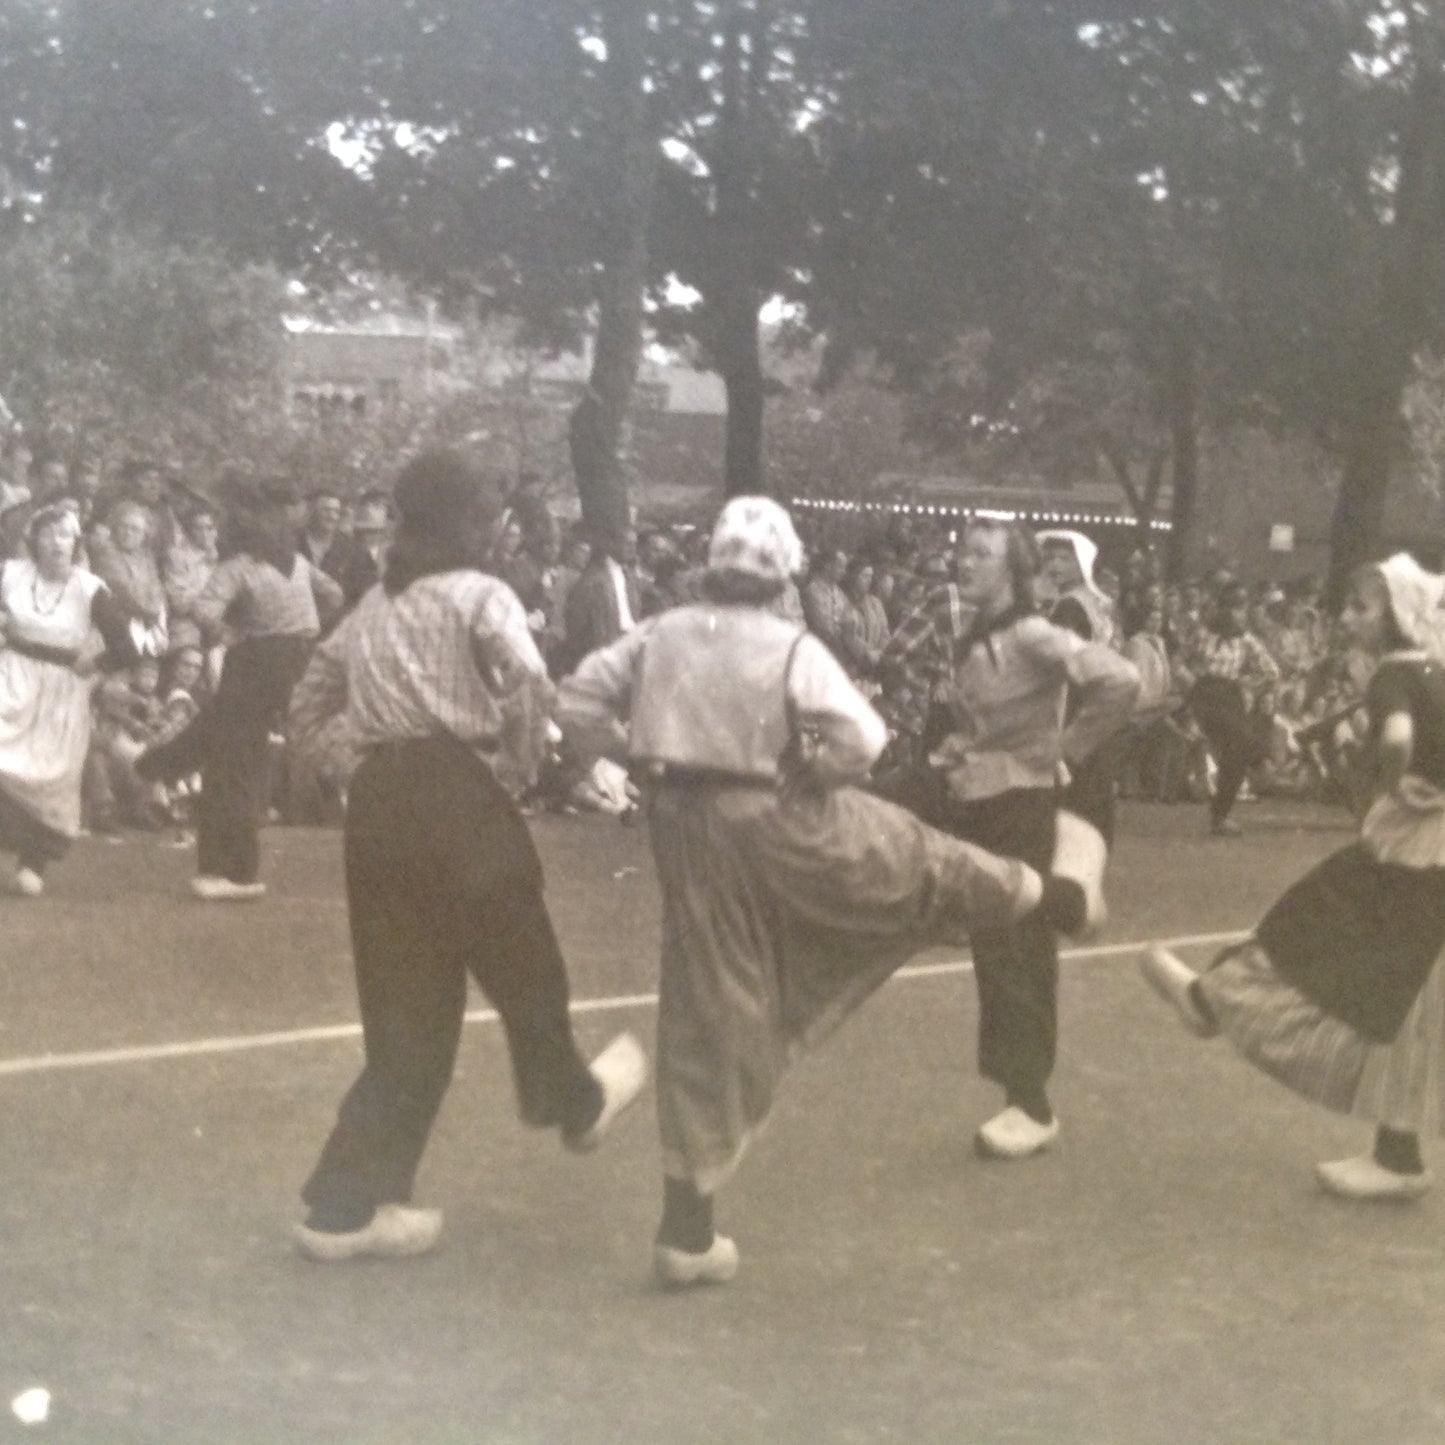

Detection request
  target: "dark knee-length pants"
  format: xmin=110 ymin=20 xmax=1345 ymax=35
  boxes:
xmin=301 ymin=737 xmax=599 ymax=1222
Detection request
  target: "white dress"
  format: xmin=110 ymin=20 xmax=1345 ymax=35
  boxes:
xmin=0 ymin=559 xmax=107 ymax=837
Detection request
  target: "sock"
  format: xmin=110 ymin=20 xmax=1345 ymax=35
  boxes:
xmin=657 ymin=1177 xmax=714 ymax=1253
xmin=1005 ymin=1086 xmax=1053 ymax=1127
xmin=1373 ymin=1126 xmax=1425 ymax=1176
xmin=1036 ymin=877 xmax=1086 ymax=936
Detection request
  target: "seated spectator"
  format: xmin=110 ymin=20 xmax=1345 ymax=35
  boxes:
xmin=153 ymin=653 xmax=207 ymax=828
xmin=91 ymin=500 xmax=169 ymax=657
xmin=95 ymin=458 xmax=177 ymax=557
xmin=163 ymin=503 xmax=221 ymax=652
xmin=83 ymin=657 xmax=168 ymax=832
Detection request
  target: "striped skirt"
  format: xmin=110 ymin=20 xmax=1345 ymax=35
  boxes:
xmin=1197 ymin=781 xmax=1445 ymax=1137
xmin=1199 ymin=937 xmax=1445 ymax=1138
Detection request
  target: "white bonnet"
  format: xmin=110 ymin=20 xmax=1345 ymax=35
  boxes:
xmin=1035 ymin=528 xmax=1101 ymax=594
xmin=1376 ymin=552 xmax=1445 ymax=658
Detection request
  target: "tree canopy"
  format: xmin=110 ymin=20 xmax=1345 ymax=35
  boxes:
xmin=3 ymin=1 xmax=1445 ymax=583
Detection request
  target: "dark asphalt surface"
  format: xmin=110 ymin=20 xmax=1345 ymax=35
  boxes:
xmin=2 ymin=801 xmax=1442 ymax=1444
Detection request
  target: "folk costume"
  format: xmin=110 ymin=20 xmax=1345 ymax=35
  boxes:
xmin=1144 ymin=554 xmax=1445 ymax=1199
xmin=0 ymin=510 xmax=138 ymax=891
xmin=139 ymin=481 xmax=344 ymax=899
xmin=559 ymin=497 xmax=1095 ymax=1287
xmin=287 ymin=452 xmax=645 ymax=1262
xmin=925 ymin=598 xmax=1139 ymax=1156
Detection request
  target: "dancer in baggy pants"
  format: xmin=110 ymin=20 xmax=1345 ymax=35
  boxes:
xmin=1143 ymin=553 xmax=1445 ymax=1200
xmin=559 ymin=496 xmax=1105 ymax=1288
xmin=287 ymin=451 xmax=646 ymax=1262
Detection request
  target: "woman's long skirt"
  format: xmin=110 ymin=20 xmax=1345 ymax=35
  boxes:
xmin=0 ymin=650 xmax=92 ymax=861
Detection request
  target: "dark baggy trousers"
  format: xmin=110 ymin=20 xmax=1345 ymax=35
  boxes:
xmin=143 ymin=634 xmax=312 ymax=883
xmin=301 ymin=736 xmax=600 ymax=1223
xmin=941 ymin=787 xmax=1059 ymax=1101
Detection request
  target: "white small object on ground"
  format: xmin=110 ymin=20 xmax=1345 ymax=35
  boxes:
xmin=12 ymin=1387 xmax=50 ymax=1424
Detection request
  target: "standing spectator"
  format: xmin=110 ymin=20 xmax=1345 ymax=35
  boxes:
xmin=491 ymin=512 xmax=547 ymax=630
xmin=287 ymin=449 xmax=645 ymax=1262
xmin=336 ymin=491 xmax=392 ymax=608
xmin=504 ymin=469 xmax=561 ymax=573
xmin=297 ymin=489 xmax=354 ymax=584
xmin=838 ymin=555 xmax=889 ymax=687
xmin=558 ymin=507 xmax=641 ymax=674
xmin=802 ymin=549 xmax=850 ymax=659
xmin=0 ymin=477 xmax=33 ymax=562
xmin=137 ymin=478 xmax=343 ymax=900
xmin=544 ymin=530 xmax=590 ymax=673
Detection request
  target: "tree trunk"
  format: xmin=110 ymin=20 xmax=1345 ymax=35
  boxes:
xmin=721 ymin=298 xmax=766 ymax=496
xmin=568 ymin=0 xmax=657 ymax=539
xmin=1329 ymin=393 xmax=1394 ymax=596
xmin=1165 ymin=322 xmax=1198 ymax=584
xmin=1326 ymin=26 xmax=1445 ymax=604
xmin=713 ymin=0 xmax=769 ymax=497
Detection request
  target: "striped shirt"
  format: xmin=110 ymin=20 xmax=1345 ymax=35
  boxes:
xmin=194 ymin=553 xmax=342 ymax=642
xmin=1186 ymin=629 xmax=1280 ymax=691
xmin=879 ymin=582 xmax=969 ymax=694
xmin=288 ymin=569 xmax=554 ymax=795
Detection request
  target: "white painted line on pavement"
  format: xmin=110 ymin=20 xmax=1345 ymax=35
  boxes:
xmin=0 ymin=929 xmax=1246 ymax=1081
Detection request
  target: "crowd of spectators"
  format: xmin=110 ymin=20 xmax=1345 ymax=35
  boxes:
xmin=0 ymin=442 xmax=1375 ymax=839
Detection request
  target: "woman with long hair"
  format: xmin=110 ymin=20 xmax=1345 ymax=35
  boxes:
xmin=138 ymin=477 xmax=343 ymax=900
xmin=1143 ymin=554 xmax=1445 ymax=1200
xmin=890 ymin=519 xmax=1139 ymax=1161
xmin=287 ymin=450 xmax=646 ymax=1262
xmin=559 ymin=497 xmax=1103 ymax=1287
xmin=0 ymin=505 xmax=138 ymax=895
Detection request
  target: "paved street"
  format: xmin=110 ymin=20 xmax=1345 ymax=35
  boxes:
xmin=1 ymin=800 xmax=1441 ymax=1444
